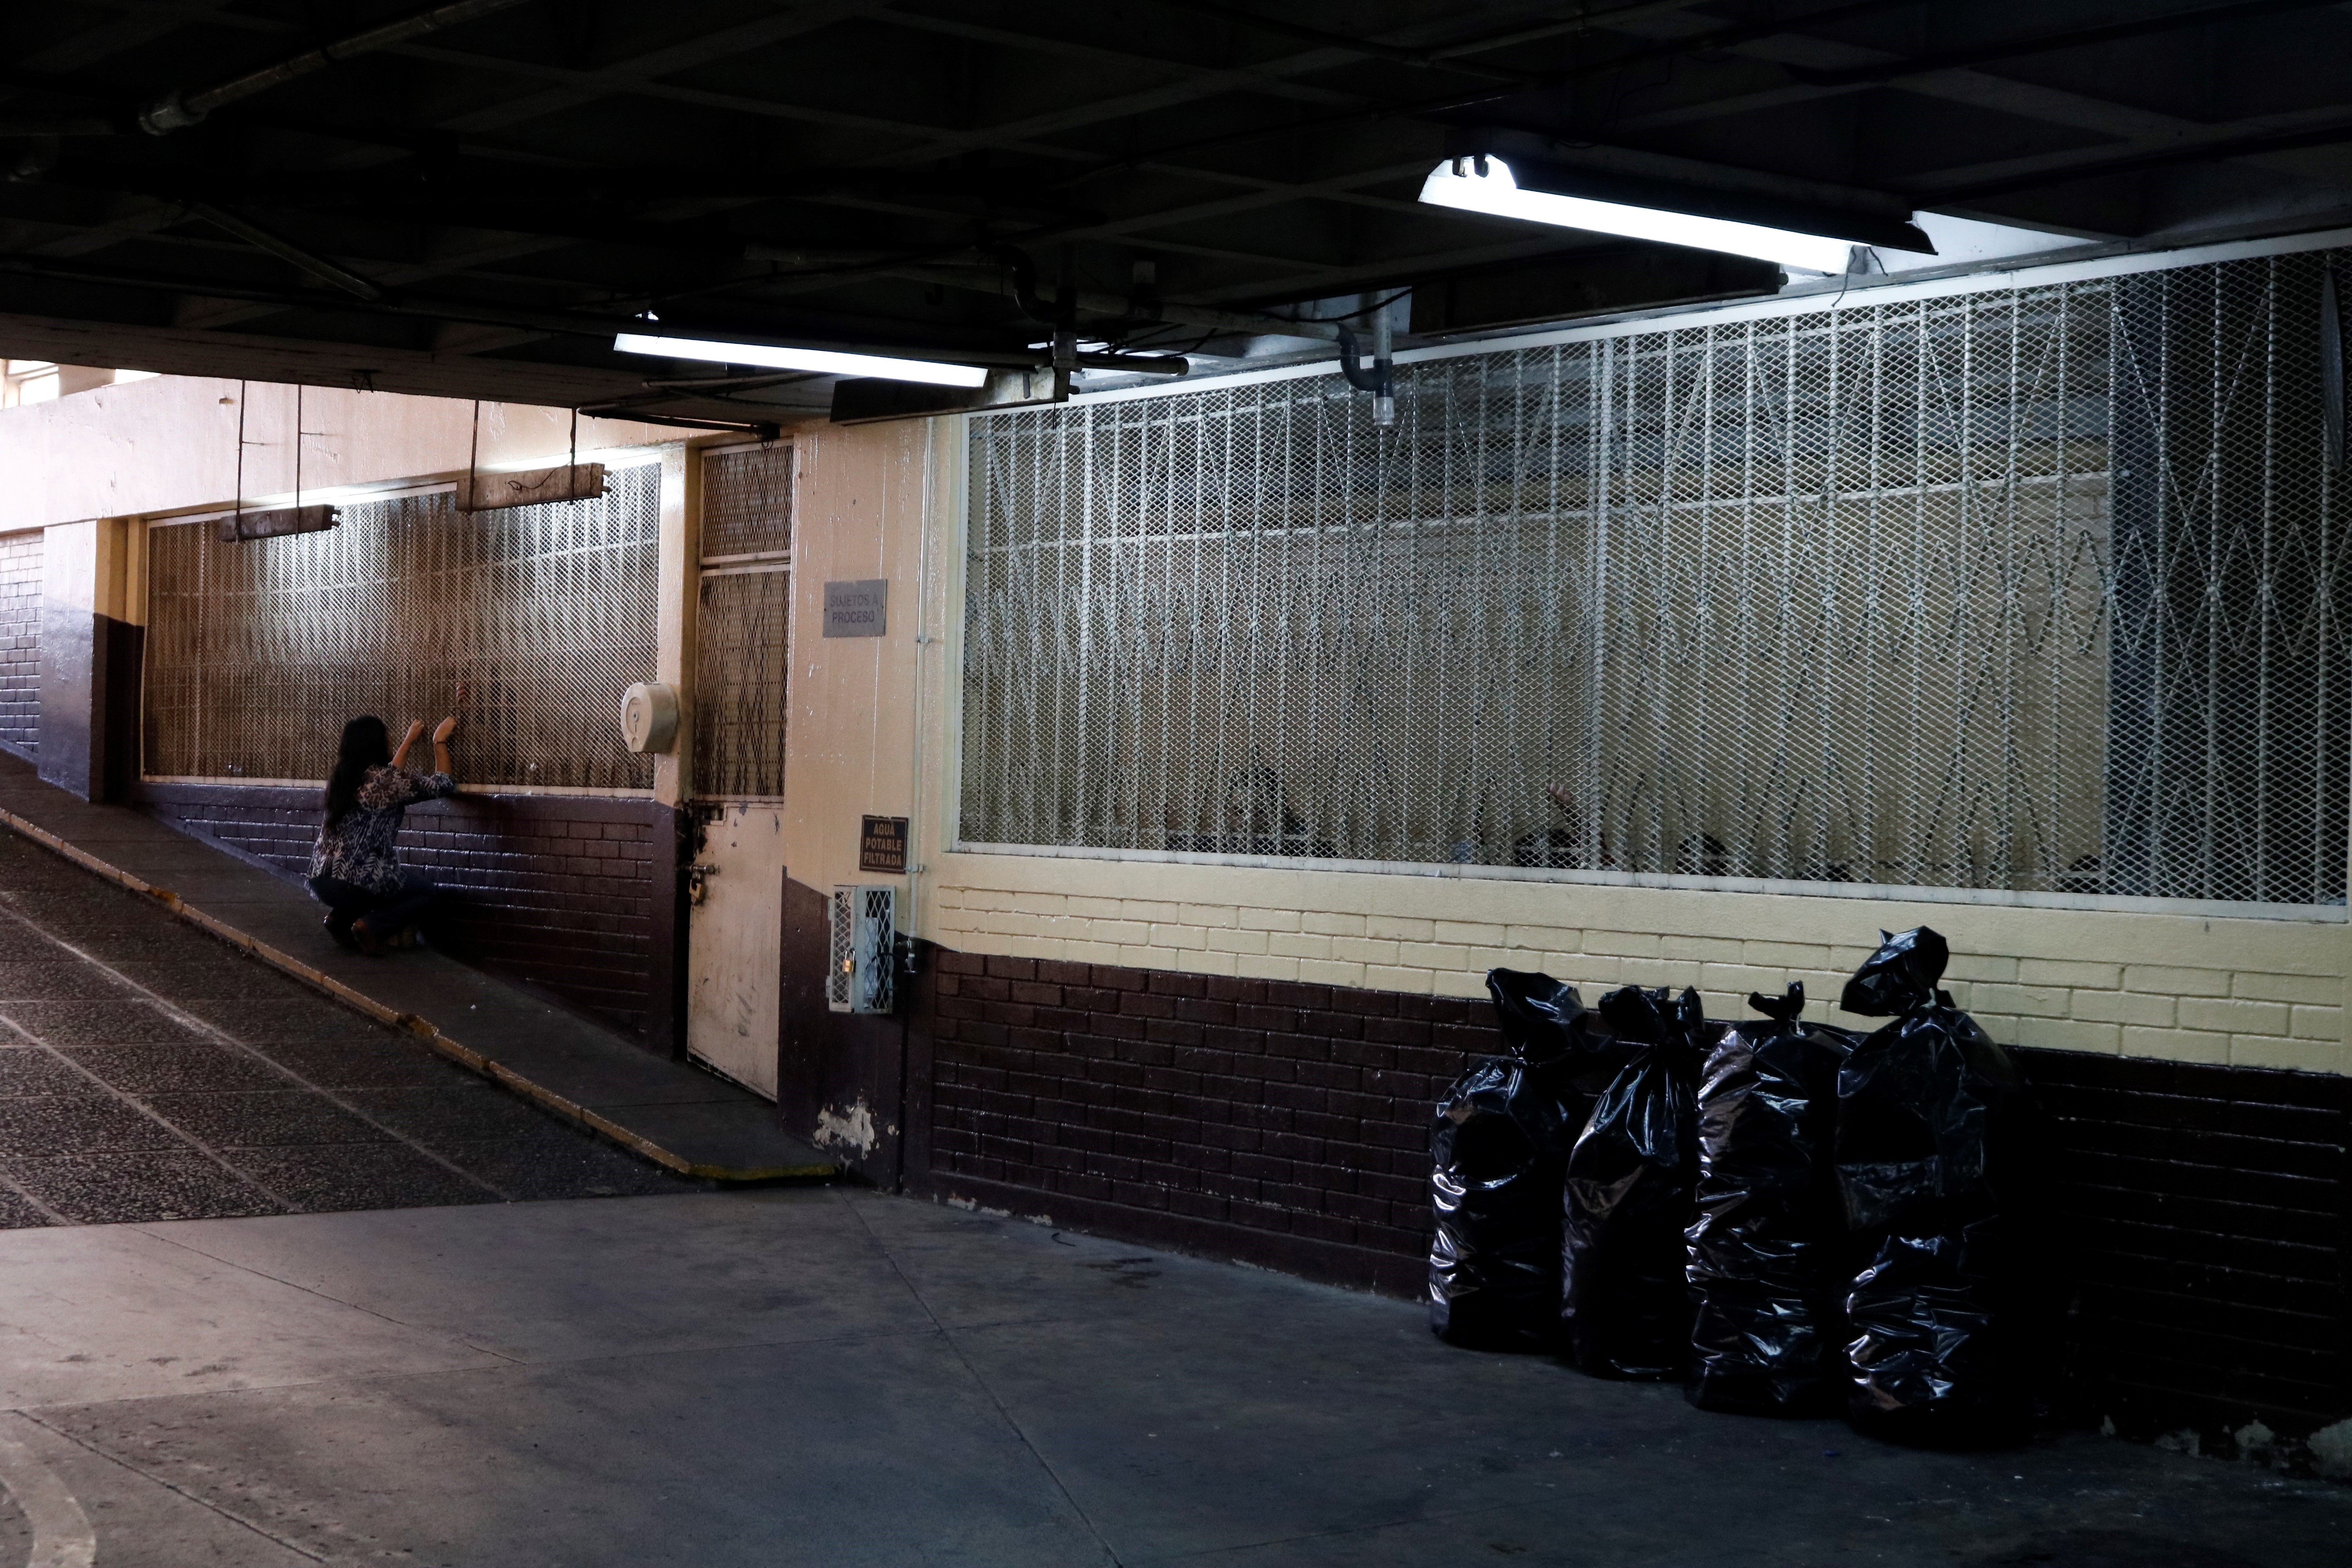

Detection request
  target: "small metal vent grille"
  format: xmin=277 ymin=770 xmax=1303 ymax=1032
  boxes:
xmin=827 ymin=884 xmax=896 ymax=1014
xmin=0 ymin=528 xmax=38 ymax=757
xmin=146 ymin=465 xmax=661 ymax=788
xmin=826 ymin=886 xmax=854 ymax=1012
xmin=963 ymin=250 xmax=2351 ymax=906
xmin=694 ymin=444 xmax=793 ymax=799
xmin=700 ymin=443 xmax=794 ymax=560
xmin=862 ymin=886 xmax=897 ymax=1014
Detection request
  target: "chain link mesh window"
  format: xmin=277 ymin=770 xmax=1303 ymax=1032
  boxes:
xmin=963 ymin=249 xmax=2351 ymax=906
xmin=0 ymin=528 xmax=38 ymax=757
xmin=693 ymin=445 xmax=793 ymax=799
xmin=145 ymin=465 xmax=660 ymax=788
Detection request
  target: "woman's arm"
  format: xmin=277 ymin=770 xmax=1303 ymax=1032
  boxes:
xmin=390 ymin=719 xmax=427 ymax=771
xmin=432 ymin=711 xmax=459 ymax=779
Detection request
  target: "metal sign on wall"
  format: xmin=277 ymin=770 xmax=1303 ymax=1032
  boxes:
xmin=859 ymin=815 xmax=908 ymax=873
xmin=822 ymin=579 xmax=887 ymax=637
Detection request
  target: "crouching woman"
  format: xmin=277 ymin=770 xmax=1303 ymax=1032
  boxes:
xmin=310 ymin=704 xmax=462 ymax=955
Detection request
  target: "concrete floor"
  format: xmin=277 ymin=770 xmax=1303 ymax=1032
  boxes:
xmin=0 ymin=828 xmax=699 ymax=1221
xmin=0 ymin=1188 xmax=2337 ymax=1568
xmin=1 ymin=829 xmax=2347 ymax=1565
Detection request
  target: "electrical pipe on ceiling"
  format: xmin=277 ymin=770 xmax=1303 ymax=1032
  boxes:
xmin=138 ymin=0 xmax=534 ymax=135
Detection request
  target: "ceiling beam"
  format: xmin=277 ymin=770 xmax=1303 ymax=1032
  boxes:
xmin=1593 ymin=5 xmax=2314 ymax=179
xmin=1791 ymin=0 xmax=2347 ymax=89
xmin=426 ymin=0 xmax=907 ymax=134
xmin=16 ymin=0 xmax=245 ymax=75
xmin=0 ymin=306 xmax=748 ymax=417
xmin=848 ymin=11 xmax=1370 ymax=112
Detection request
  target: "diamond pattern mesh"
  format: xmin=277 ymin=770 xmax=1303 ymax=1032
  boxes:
xmin=700 ymin=443 xmax=794 ymax=560
xmin=827 ymin=885 xmax=895 ymax=1013
xmin=0 ymin=528 xmax=38 ymax=757
xmin=694 ymin=444 xmax=794 ymax=799
xmin=145 ymin=465 xmax=660 ymax=788
xmin=827 ymin=886 xmax=853 ymax=1012
xmin=695 ymin=570 xmax=791 ymax=798
xmin=962 ymin=250 xmax=2352 ymax=906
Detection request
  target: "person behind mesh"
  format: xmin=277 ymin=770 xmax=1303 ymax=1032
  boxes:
xmin=309 ymin=694 xmax=464 ymax=956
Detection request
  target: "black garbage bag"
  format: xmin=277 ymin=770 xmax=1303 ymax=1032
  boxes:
xmin=1835 ymin=926 xmax=2043 ymax=1442
xmin=1429 ymin=973 xmax=1619 ymax=1349
xmin=1487 ymin=968 xmax=1636 ymax=1101
xmin=1561 ymin=985 xmax=1707 ymax=1379
xmin=1686 ymin=981 xmax=1859 ymax=1415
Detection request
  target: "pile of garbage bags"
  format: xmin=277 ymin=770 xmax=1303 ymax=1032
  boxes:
xmin=1428 ymin=926 xmax=2045 ymax=1445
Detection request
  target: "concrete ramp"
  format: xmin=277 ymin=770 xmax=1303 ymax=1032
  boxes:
xmin=0 ymin=753 xmax=833 ymax=1183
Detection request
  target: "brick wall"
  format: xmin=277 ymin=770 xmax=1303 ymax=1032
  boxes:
xmin=918 ymin=949 xmax=1491 ymax=1291
xmin=0 ymin=528 xmax=37 ymax=758
xmin=932 ymin=855 xmax=2352 ymax=1076
xmin=138 ymin=782 xmax=670 ymax=1040
xmin=909 ymin=945 xmax=2352 ymax=1451
xmin=2028 ymin=1050 xmax=2348 ymax=1441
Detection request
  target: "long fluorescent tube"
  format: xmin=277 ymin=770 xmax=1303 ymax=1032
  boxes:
xmin=613 ymin=332 xmax=988 ymax=388
xmin=1419 ymin=157 xmax=1857 ymax=274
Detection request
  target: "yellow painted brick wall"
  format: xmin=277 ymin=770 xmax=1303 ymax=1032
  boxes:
xmin=926 ymin=852 xmax=2352 ymax=1076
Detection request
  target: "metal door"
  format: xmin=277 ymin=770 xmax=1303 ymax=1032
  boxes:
xmin=686 ymin=444 xmax=793 ymax=1096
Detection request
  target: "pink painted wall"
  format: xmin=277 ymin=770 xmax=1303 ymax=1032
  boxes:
xmin=0 ymin=376 xmax=689 ymax=532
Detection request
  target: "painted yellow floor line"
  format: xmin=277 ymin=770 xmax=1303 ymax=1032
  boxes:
xmin=0 ymin=805 xmax=837 ymax=1184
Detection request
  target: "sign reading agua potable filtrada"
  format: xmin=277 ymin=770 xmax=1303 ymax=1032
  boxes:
xmin=859 ymin=816 xmax=909 ymax=873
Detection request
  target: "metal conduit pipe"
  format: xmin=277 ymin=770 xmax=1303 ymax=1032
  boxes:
xmin=186 ymin=202 xmax=385 ymax=300
xmin=138 ymin=0 xmax=534 ymax=135
xmin=973 ymin=244 xmax=1346 ymax=342
xmin=1334 ymin=311 xmax=1395 ymax=427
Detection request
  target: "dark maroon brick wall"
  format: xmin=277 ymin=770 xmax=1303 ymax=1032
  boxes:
xmin=136 ymin=782 xmax=670 ymax=1042
xmin=2025 ymin=1050 xmax=2349 ymax=1441
xmin=910 ymin=950 xmax=1496 ymax=1293
xmin=903 ymin=947 xmax=2350 ymax=1450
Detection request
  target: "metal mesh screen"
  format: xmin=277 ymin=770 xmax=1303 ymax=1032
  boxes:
xmin=700 ymin=443 xmax=794 ymax=560
xmin=827 ymin=885 xmax=895 ymax=1013
xmin=963 ymin=249 xmax=2351 ymax=906
xmin=694 ymin=569 xmax=791 ymax=797
xmin=0 ymin=529 xmax=38 ymax=757
xmin=693 ymin=444 xmax=793 ymax=799
xmin=145 ymin=465 xmax=661 ymax=788
xmin=827 ymin=886 xmax=853 ymax=1011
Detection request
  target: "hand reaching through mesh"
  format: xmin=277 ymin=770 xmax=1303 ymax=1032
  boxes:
xmin=432 ymin=682 xmax=470 ymax=745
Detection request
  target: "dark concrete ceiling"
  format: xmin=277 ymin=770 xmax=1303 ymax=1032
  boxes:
xmin=2 ymin=0 xmax=2348 ymax=425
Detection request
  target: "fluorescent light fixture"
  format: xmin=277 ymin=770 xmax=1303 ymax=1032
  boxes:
xmin=613 ymin=332 xmax=988 ymax=388
xmin=1420 ymin=157 xmax=1857 ymax=274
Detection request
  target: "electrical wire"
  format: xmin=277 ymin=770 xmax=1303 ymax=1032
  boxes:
xmin=1275 ymin=286 xmax=1416 ymax=326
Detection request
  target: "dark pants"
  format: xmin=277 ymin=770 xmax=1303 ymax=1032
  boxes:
xmin=310 ymin=872 xmax=440 ymax=938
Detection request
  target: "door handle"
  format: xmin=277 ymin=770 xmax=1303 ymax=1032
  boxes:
xmin=687 ymin=863 xmax=719 ymax=905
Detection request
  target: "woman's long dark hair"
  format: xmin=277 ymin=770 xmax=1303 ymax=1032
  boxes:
xmin=325 ymin=716 xmax=392 ymax=828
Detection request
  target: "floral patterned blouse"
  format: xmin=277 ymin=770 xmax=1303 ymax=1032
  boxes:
xmin=309 ymin=765 xmax=454 ymax=893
